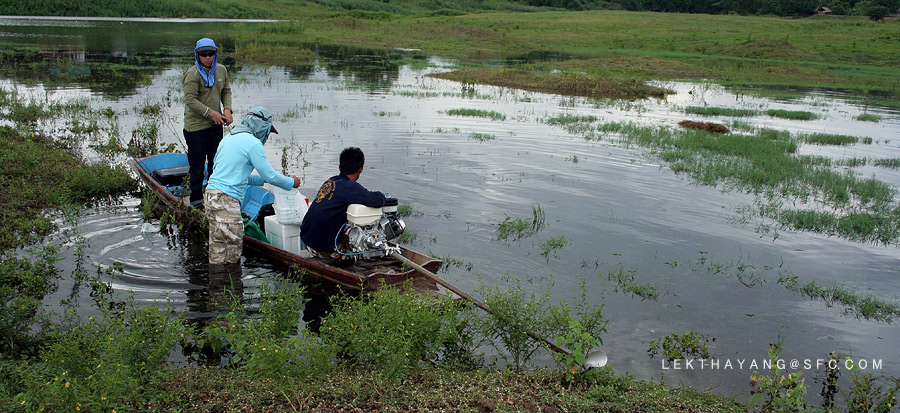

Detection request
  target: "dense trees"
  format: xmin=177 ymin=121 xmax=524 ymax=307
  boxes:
xmin=517 ymin=0 xmax=900 ymax=18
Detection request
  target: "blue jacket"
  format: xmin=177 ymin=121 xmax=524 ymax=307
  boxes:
xmin=300 ymin=175 xmax=385 ymax=253
xmin=207 ymin=107 xmax=293 ymax=203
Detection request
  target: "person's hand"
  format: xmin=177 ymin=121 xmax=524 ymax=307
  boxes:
xmin=291 ymin=176 xmax=302 ymax=188
xmin=208 ymin=110 xmax=226 ymax=125
xmin=223 ymin=109 xmax=233 ymax=126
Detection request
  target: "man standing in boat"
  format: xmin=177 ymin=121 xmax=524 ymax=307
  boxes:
xmin=205 ymin=107 xmax=301 ymax=265
xmin=183 ymin=37 xmax=233 ymax=208
xmin=301 ymin=147 xmax=386 ymax=259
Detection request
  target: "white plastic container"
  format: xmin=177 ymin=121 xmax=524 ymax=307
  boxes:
xmin=264 ymin=214 xmax=304 ymax=254
xmin=346 ymin=204 xmax=382 ymax=226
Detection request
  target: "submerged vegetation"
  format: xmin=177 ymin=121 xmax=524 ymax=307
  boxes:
xmin=2 ymin=5 xmax=900 ymax=411
xmin=591 ymin=121 xmax=900 ymax=245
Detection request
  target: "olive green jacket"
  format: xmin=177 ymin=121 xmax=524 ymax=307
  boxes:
xmin=182 ymin=64 xmax=232 ymax=132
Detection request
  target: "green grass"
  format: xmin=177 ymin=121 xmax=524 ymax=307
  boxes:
xmin=595 ymin=121 xmax=899 ymax=243
xmin=495 ymin=204 xmax=545 ymax=242
xmin=801 ymin=133 xmax=860 ymax=146
xmin=0 ymin=0 xmax=272 ymax=18
xmin=604 ymin=267 xmax=659 ymax=301
xmin=470 ymin=132 xmax=496 ymax=142
xmin=778 ymin=273 xmax=900 ymax=323
xmin=765 ymin=109 xmax=820 ymax=120
xmin=856 ymin=113 xmax=884 ymax=122
xmin=684 ymin=106 xmax=759 ymax=117
xmin=446 ymin=108 xmax=506 ymax=121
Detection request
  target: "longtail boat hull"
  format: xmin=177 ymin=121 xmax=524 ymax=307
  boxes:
xmin=129 ymin=153 xmax=442 ymax=290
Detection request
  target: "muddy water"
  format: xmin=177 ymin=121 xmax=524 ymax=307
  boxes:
xmin=4 ymin=18 xmax=900 ymax=401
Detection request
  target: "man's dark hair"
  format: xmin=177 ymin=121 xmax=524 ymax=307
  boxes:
xmin=339 ymin=147 xmax=365 ymax=176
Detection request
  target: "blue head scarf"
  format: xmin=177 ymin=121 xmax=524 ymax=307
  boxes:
xmin=194 ymin=38 xmax=218 ymax=88
xmin=230 ymin=107 xmax=279 ymax=144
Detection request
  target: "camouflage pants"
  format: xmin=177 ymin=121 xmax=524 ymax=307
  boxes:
xmin=205 ymin=189 xmax=243 ymax=265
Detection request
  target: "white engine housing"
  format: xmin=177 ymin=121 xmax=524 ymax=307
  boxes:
xmin=342 ymin=200 xmax=405 ymax=260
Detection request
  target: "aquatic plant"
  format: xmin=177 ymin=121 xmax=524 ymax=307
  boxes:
xmin=856 ymin=113 xmax=884 ymax=122
xmin=539 ymin=236 xmax=568 ymax=261
xmin=647 ymin=330 xmax=713 ymax=362
xmin=397 ymin=204 xmax=424 ymax=217
xmin=470 ymin=132 xmax=496 ymax=142
xmin=603 ymin=267 xmax=659 ymax=300
xmin=473 ymin=274 xmax=606 ymax=372
xmin=800 ymin=133 xmax=860 ymax=146
xmin=320 ymin=284 xmax=465 ymax=379
xmin=749 ymin=338 xmax=808 ymax=411
xmin=777 ymin=272 xmax=900 ymax=323
xmin=765 ymin=109 xmax=819 ymax=120
xmin=495 ymin=204 xmax=546 ymax=242
xmin=684 ymin=106 xmax=758 ymax=117
xmin=446 ymin=108 xmax=506 ymax=121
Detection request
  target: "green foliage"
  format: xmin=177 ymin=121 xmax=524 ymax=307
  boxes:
xmin=195 ymin=278 xmax=328 ymax=380
xmin=539 ymin=236 xmax=569 ymax=261
xmin=470 ymin=132 xmax=496 ymax=142
xmin=777 ymin=273 xmax=900 ymax=322
xmin=0 ymin=126 xmax=136 ymax=251
xmin=396 ymin=204 xmax=424 ymax=218
xmin=18 ymin=277 xmax=189 ymax=411
xmin=319 ymin=285 xmax=465 ymax=379
xmin=495 ymin=203 xmax=545 ymax=242
xmin=446 ymin=108 xmax=506 ymax=121
xmin=801 ymin=133 xmax=860 ymax=146
xmin=842 ymin=356 xmax=900 ymax=412
xmin=856 ymin=113 xmax=884 ymax=122
xmin=765 ymin=109 xmax=820 ymax=120
xmin=0 ymin=0 xmax=272 ymax=19
xmin=0 ymin=248 xmax=60 ymax=355
xmin=684 ymin=106 xmax=759 ymax=117
xmin=749 ymin=338 xmax=808 ymax=411
xmin=554 ymin=319 xmax=601 ymax=383
xmin=604 ymin=267 xmax=659 ymax=300
xmin=473 ymin=274 xmax=606 ymax=372
xmin=647 ymin=330 xmax=713 ymax=362
xmin=545 ymin=114 xmax=599 ymax=125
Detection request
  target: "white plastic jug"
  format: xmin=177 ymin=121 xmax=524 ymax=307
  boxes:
xmin=271 ymin=187 xmax=309 ymax=225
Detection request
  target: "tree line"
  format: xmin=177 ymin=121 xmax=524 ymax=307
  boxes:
xmin=522 ymin=0 xmax=900 ymax=19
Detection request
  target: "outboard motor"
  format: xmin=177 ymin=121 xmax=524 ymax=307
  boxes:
xmin=342 ymin=197 xmax=405 ymax=260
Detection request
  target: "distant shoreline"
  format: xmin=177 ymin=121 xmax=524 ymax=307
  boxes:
xmin=0 ymin=15 xmax=279 ymax=23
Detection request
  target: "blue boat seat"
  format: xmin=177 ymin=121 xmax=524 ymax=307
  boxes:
xmin=242 ymin=186 xmax=275 ymax=221
xmin=138 ymin=153 xmax=188 ymax=175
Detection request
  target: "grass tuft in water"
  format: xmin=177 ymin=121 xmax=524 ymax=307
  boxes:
xmin=495 ymin=204 xmax=546 ymax=242
xmin=855 ymin=113 xmax=883 ymax=122
xmin=800 ymin=133 xmax=860 ymax=146
xmin=684 ymin=106 xmax=758 ymax=117
xmin=647 ymin=330 xmax=713 ymax=362
xmin=470 ymin=132 xmax=496 ymax=142
xmin=765 ymin=109 xmax=819 ymax=120
xmin=446 ymin=108 xmax=505 ymax=121
xmin=778 ymin=273 xmax=900 ymax=322
xmin=604 ymin=267 xmax=659 ymax=300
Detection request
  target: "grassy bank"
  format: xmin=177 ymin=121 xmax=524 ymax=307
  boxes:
xmin=227 ymin=9 xmax=900 ymax=98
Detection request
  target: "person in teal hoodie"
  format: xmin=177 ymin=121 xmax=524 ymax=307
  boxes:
xmin=184 ymin=37 xmax=233 ymax=206
xmin=205 ymin=107 xmax=300 ymax=265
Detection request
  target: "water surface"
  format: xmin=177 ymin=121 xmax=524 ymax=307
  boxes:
xmin=4 ymin=18 xmax=899 ymax=401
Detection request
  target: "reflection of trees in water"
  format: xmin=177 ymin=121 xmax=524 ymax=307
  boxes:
xmin=0 ymin=48 xmax=176 ymax=98
xmin=310 ymin=44 xmax=425 ymax=91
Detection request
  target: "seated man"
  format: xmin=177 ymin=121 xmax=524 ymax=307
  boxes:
xmin=205 ymin=107 xmax=301 ymax=265
xmin=300 ymin=147 xmax=385 ymax=259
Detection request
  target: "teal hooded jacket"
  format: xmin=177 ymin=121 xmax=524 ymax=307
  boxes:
xmin=206 ymin=107 xmax=293 ymax=202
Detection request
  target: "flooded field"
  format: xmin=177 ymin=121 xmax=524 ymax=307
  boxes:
xmin=3 ymin=17 xmax=899 ymax=401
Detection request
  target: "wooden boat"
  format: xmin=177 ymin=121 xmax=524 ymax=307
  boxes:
xmin=129 ymin=153 xmax=442 ymax=290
